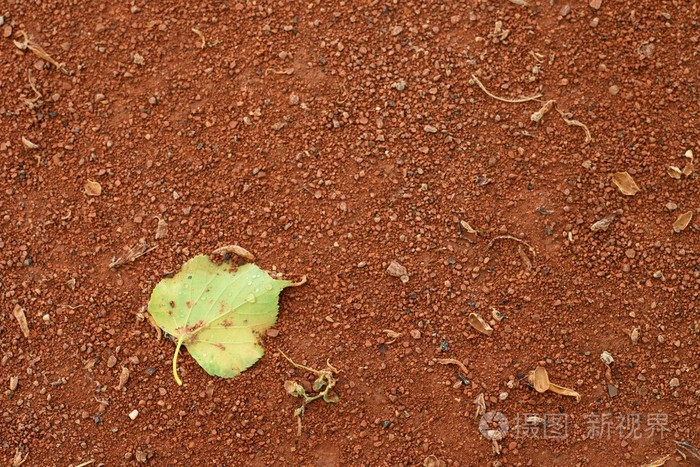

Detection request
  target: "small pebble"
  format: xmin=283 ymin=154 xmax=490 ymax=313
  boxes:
xmin=128 ymin=409 xmax=139 ymax=420
xmin=107 ymin=355 xmax=118 ymax=368
xmin=410 ymin=329 xmax=421 ymax=339
xmin=424 ymin=125 xmax=438 ymax=133
xmin=266 ymin=328 xmax=279 ymax=337
xmin=608 ymin=85 xmax=619 ymax=95
xmin=589 ymin=0 xmax=602 ymax=9
xmin=391 ymin=26 xmax=403 ymax=36
xmin=669 ymin=377 xmax=680 ymax=388
xmin=625 ymin=248 xmax=636 ymax=259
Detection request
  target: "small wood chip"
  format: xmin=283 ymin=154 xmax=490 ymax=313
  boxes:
xmin=13 ymin=304 xmax=30 ymax=338
xmin=667 ymin=166 xmax=683 ymax=179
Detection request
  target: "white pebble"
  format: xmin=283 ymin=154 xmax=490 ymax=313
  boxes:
xmin=128 ymin=409 xmax=139 ymax=420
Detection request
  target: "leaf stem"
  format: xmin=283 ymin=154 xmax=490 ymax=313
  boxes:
xmin=173 ymin=335 xmax=186 ymax=386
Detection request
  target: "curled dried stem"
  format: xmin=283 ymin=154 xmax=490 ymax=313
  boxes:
xmin=13 ymin=30 xmax=68 ymax=74
xmin=191 ymin=28 xmax=206 ymax=49
xmin=436 ymin=358 xmax=469 ymax=375
xmin=471 ymin=74 xmax=542 ymax=103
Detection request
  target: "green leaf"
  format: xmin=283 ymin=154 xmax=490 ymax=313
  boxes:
xmin=148 ymin=255 xmax=295 ymax=385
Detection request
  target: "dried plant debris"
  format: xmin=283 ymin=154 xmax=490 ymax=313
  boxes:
xmin=675 ymin=440 xmax=700 ymax=465
xmin=468 ymin=312 xmax=493 ymax=336
xmin=473 ymin=392 xmax=486 ymax=419
xmin=459 ymin=220 xmax=478 ymax=235
xmin=422 ymin=455 xmax=446 ymax=467
xmin=109 ymin=240 xmax=156 ymax=269
xmin=21 ymin=136 xmax=39 ymax=149
xmin=470 ymin=74 xmax=542 ymax=103
xmin=436 ymin=357 xmax=469 ymax=376
xmin=673 ymin=211 xmax=693 ymax=233
xmin=557 ymin=109 xmax=592 ymax=144
xmin=191 ymin=28 xmax=206 ymax=49
xmin=382 ymin=329 xmax=402 ymax=344
xmin=612 ymin=172 xmax=640 ymax=196
xmin=641 ymin=455 xmax=671 ymax=467
xmin=114 ymin=367 xmax=130 ymax=391
xmin=281 ymin=351 xmax=339 ymax=436
xmin=630 ymin=327 xmax=640 ymax=344
xmin=84 ymin=180 xmax=102 ymax=196
xmin=211 ymin=244 xmax=255 ymax=262
xmin=528 ymin=366 xmax=581 ymax=402
xmin=491 ymin=308 xmax=505 ymax=321
xmin=154 ymin=216 xmax=168 ymax=240
xmin=667 ymin=166 xmax=683 ymax=179
xmin=11 ymin=448 xmax=28 ymax=467
xmin=530 ymin=99 xmax=555 ymax=123
xmin=386 ymin=260 xmax=409 ymax=283
xmin=13 ymin=30 xmax=68 ymax=74
xmin=487 ymin=235 xmax=536 ymax=267
xmin=590 ymin=215 xmax=614 ymax=232
xmin=13 ymin=304 xmax=30 ymax=338
xmin=683 ymin=150 xmax=695 ymax=176
xmin=669 ymin=150 xmax=695 ymax=178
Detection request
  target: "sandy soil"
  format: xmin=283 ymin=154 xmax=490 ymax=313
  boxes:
xmin=1 ymin=0 xmax=699 ymax=465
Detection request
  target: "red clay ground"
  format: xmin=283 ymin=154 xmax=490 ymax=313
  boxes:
xmin=1 ymin=0 xmax=699 ymax=465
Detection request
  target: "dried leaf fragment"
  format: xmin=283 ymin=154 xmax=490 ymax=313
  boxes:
xmin=13 ymin=304 xmax=29 ymax=338
xmin=528 ymin=366 xmax=581 ymax=401
xmin=21 ymin=136 xmax=39 ymax=149
xmin=109 ymin=241 xmax=156 ymax=269
xmin=673 ymin=211 xmax=693 ymax=233
xmin=154 ymin=217 xmax=168 ymax=240
xmin=467 ymin=312 xmax=493 ymax=336
xmin=641 ymin=454 xmax=671 ymax=467
xmin=667 ymin=166 xmax=683 ymax=179
xmin=473 ymin=392 xmax=486 ymax=419
xmin=459 ymin=220 xmax=477 ymax=234
xmin=675 ymin=440 xmax=700 ymax=465
xmin=84 ymin=180 xmax=102 ymax=196
xmin=491 ymin=308 xmax=504 ymax=321
xmin=591 ymin=215 xmax=614 ymax=231
xmin=115 ymin=366 xmax=130 ymax=390
xmin=683 ymin=162 xmax=694 ymax=176
xmin=612 ymin=172 xmax=640 ymax=196
xmin=630 ymin=327 xmax=640 ymax=344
